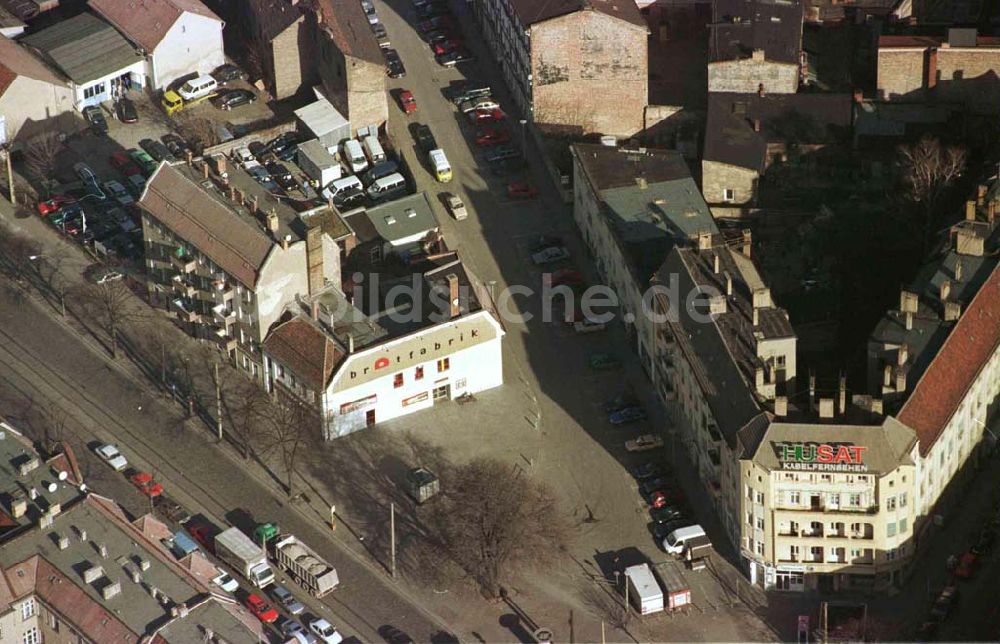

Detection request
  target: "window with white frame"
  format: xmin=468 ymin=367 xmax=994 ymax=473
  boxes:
xmin=886 ymin=496 xmax=896 ymax=511
xmin=23 ymin=627 xmax=40 ymax=644
xmin=21 ymin=598 xmax=35 ymax=620
xmin=723 ymin=188 xmax=735 ymax=202
xmin=755 ymin=490 xmax=764 ymax=504
xmin=898 ymin=492 xmax=907 ymax=507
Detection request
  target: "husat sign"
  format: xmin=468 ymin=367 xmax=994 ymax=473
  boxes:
xmin=773 ymin=442 xmax=868 ymax=473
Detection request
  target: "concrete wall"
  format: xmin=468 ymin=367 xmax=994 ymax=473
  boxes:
xmin=701 ymin=159 xmax=759 ymax=206
xmin=530 ymin=11 xmax=648 ymax=138
xmin=0 ymin=75 xmax=75 ymax=139
xmin=708 ymin=59 xmax=799 ymax=94
xmin=151 ymin=12 xmax=225 ymax=90
xmin=876 ymin=49 xmax=927 ymax=99
xmin=271 ymin=21 xmax=305 ymax=100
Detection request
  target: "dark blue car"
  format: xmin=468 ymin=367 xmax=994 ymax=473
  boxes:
xmin=610 ymin=406 xmax=646 ymax=425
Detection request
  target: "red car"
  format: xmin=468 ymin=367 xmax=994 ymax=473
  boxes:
xmin=468 ymin=108 xmax=505 ymax=123
xmin=110 ymin=151 xmax=142 ymax=176
xmin=36 ymin=195 xmax=76 ymax=216
xmin=398 ymin=89 xmax=417 ymax=114
xmin=475 ymin=127 xmax=510 ymax=146
xmin=543 ymin=269 xmax=584 ymax=288
xmin=432 ymin=38 xmax=462 ymax=55
xmin=508 ymin=181 xmax=539 ymax=199
xmin=130 ymin=472 xmax=164 ymax=498
xmin=649 ymin=490 xmax=670 ymax=509
xmin=244 ymin=593 xmax=279 ymax=623
xmin=187 ymin=522 xmax=216 ymax=554
xmin=419 ymin=16 xmax=451 ymax=33
xmin=955 ymin=551 xmax=978 ymax=578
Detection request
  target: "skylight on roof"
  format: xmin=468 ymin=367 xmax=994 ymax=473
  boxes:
xmin=385 ymin=216 xmax=396 ymax=225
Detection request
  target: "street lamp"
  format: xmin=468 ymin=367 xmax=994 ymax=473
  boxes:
xmin=519 ymin=119 xmax=528 ymax=153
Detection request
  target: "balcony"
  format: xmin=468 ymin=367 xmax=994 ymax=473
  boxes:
xmin=171 ymin=252 xmax=197 ymax=273
xmin=171 ymin=275 xmax=196 ymax=298
xmin=220 ymin=337 xmax=238 ymax=353
xmin=172 ymin=298 xmax=201 ymax=324
xmin=213 ymin=303 xmax=236 ymax=327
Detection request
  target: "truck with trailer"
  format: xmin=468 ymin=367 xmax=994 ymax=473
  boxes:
xmin=272 ymin=534 xmax=340 ymax=598
xmin=624 ymin=563 xmax=663 ymax=615
xmin=214 ymin=527 xmax=275 ymax=589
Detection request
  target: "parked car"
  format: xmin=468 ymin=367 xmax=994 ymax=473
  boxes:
xmin=211 ymin=63 xmax=248 ymax=84
xmin=333 ymin=186 xmax=365 ymax=209
xmin=36 ymin=195 xmax=76 ymax=216
xmin=460 ymin=98 xmax=499 ymax=114
xmin=653 ymin=519 xmax=692 ymax=540
xmin=529 ymin=235 xmax=563 ymax=253
xmin=627 ymin=434 xmax=665 ymax=452
xmin=129 ymin=148 xmax=157 ymax=175
xmin=490 ymin=157 xmax=526 ymax=176
xmin=265 ymin=160 xmax=292 ymax=181
xmin=139 ymin=138 xmax=175 ymax=162
xmin=282 ymin=620 xmax=314 ymax=641
xmin=161 ymin=133 xmax=191 ymax=159
xmin=955 ymin=551 xmax=978 ymax=578
xmin=117 ymin=97 xmax=138 ymax=123
xmin=268 ymin=132 xmax=300 ymax=161
xmin=648 ymin=490 xmax=671 ymax=508
xmin=271 ymin=585 xmax=305 ymax=616
xmin=432 ymin=37 xmax=462 ymax=56
xmin=384 ymin=49 xmax=406 ymax=78
xmin=436 ymin=49 xmax=474 ymax=67
xmin=93 ymin=444 xmax=127 ymax=471
xmin=371 ymin=21 xmax=388 ymax=43
xmin=398 ymin=89 xmax=417 ymax=114
xmin=589 ymin=353 xmax=621 ymax=371
xmin=486 ymin=145 xmax=521 ymax=163
xmin=507 ymin=181 xmax=538 ymax=199
xmin=130 ymin=471 xmax=164 ymax=497
xmin=632 ymin=461 xmax=661 ymax=480
xmin=450 ymin=81 xmax=491 ymax=105
xmin=475 ymin=127 xmax=509 ymax=146
xmin=110 ymin=151 xmax=142 ymax=176
xmin=574 ymin=319 xmax=606 ymax=334
xmin=413 ymin=123 xmax=437 ymax=152
xmin=544 ymin=268 xmax=583 ymax=288
xmin=244 ymin=593 xmax=278 ymax=624
xmin=419 ymin=15 xmax=451 ymax=34
xmin=102 ymin=181 xmax=134 ymax=207
xmin=650 ymin=506 xmax=686 ymax=524
xmin=309 ymin=618 xmax=343 ymax=644
xmin=531 ymin=246 xmax=570 ymax=265
xmin=215 ymin=89 xmax=256 ymax=111
xmin=83 ymin=105 xmax=108 ymax=135
xmin=445 ymin=193 xmax=467 ymax=220
xmin=610 ymin=406 xmax=647 ymax=425
xmin=468 ymin=108 xmax=505 ymax=124
xmin=212 ymin=567 xmax=239 ymax=592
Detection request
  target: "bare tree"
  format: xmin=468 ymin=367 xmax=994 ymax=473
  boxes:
xmin=432 ymin=458 xmax=569 ymax=599
xmin=898 ymin=136 xmax=967 ymax=243
xmin=24 ymin=131 xmax=64 ymax=185
xmin=258 ymin=396 xmax=316 ymax=496
xmin=76 ymin=279 xmax=141 ymax=358
xmin=225 ymin=380 xmax=270 ymax=460
xmin=173 ymin=114 xmax=219 ymax=154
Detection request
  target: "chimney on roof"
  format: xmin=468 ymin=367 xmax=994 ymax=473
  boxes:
xmin=926 ymin=48 xmax=937 ymax=90
xmin=698 ymin=232 xmax=712 ymax=251
xmin=988 ymin=200 xmax=997 ymax=224
xmin=752 ymin=118 xmax=761 ymax=132
xmin=774 ymin=396 xmax=788 ymax=417
xmin=939 ymin=279 xmax=951 ymax=302
xmin=872 ymin=398 xmax=884 ymax=415
xmin=186 ymin=149 xmax=193 ymax=166
xmin=228 ymin=186 xmax=236 ymax=202
xmin=944 ymin=301 xmax=962 ymax=321
xmin=347 ymin=333 xmax=354 ymax=353
xmin=742 ymin=229 xmax=752 ymax=258
xmin=266 ymin=209 xmax=279 ymax=234
xmin=954 ymin=227 xmax=985 ymax=256
xmin=819 ymin=398 xmax=835 ymax=419
xmin=202 ymin=161 xmax=210 ymax=180
xmin=966 ymin=200 xmax=976 ymax=221
xmin=636 ymin=176 xmax=648 ymax=190
xmin=281 ymin=234 xmax=291 ymax=251
xmin=447 ymin=273 xmax=461 ymax=318
xmin=899 ymin=289 xmax=918 ymax=313
xmin=752 ymin=307 xmax=759 ymax=327
xmin=883 ymin=364 xmax=893 ymax=389
xmin=955 ymin=258 xmax=963 ymax=281
xmin=712 ymin=252 xmax=720 ymax=274
xmin=252 ymin=195 xmax=260 ymax=214
xmin=905 ymin=311 xmax=913 ymax=330
xmin=755 ymin=365 xmax=764 ymax=388
xmin=752 ymin=49 xmax=765 ymax=61
xmin=808 ymin=370 xmax=816 ymax=412
xmin=898 ymin=343 xmax=908 ymax=366
xmin=214 ymin=155 xmax=227 ymax=176
xmin=723 ymin=270 xmax=733 ymax=295
xmin=838 ymin=373 xmax=847 ymax=416
xmin=753 ymin=288 xmax=772 ymax=309
xmin=896 ymin=368 xmax=907 ymax=393
xmin=757 ymin=83 xmax=765 ymax=98
xmin=978 ymin=184 xmax=988 ymax=204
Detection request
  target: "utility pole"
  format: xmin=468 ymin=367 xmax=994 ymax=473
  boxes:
xmin=600 ymin=621 xmax=605 ymax=644
xmin=390 ymin=502 xmax=397 ymax=578
xmin=214 ymin=362 xmax=223 ymax=440
xmin=161 ymin=341 xmax=167 ymax=389
xmin=2 ymin=147 xmax=14 ymax=206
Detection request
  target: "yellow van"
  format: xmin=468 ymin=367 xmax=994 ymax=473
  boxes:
xmin=161 ymin=90 xmax=184 ymax=116
xmin=429 ymin=149 xmax=452 ymax=182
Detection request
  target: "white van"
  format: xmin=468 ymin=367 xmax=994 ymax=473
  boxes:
xmin=177 ymin=75 xmax=218 ymax=101
xmin=366 ymin=172 xmax=406 ymax=201
xmin=321 ymin=175 xmax=363 ymax=201
xmin=362 ymin=135 xmax=386 ymax=165
xmin=428 ymin=148 xmax=452 ymax=182
xmin=341 ymin=139 xmax=368 ymax=174
xmin=662 ymin=524 xmax=705 ymax=555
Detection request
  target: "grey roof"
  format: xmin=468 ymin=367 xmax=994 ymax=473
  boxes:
xmin=747 ymin=417 xmax=917 ymax=475
xmin=245 ymin=0 xmax=304 ymax=41
xmin=21 ymin=12 xmax=144 ymax=85
xmin=710 ymin=0 xmax=804 ymax=64
xmin=295 ymin=95 xmax=349 ymax=140
xmin=573 ymin=144 xmax=718 ymax=282
xmin=704 ymin=92 xmax=853 ymax=170
xmin=365 ymin=192 xmax=438 ymax=245
xmin=656 ymin=245 xmax=792 ymax=448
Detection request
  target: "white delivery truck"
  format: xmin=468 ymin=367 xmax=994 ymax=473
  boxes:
xmin=214 ymin=527 xmax=275 ymax=589
xmin=625 ymin=563 xmax=664 ymax=615
xmin=272 ymin=534 xmax=340 ymax=598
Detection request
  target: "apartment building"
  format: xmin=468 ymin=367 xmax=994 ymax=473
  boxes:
xmin=0 ymin=418 xmax=264 ymax=642
xmin=877 ymin=28 xmax=1000 ymax=113
xmin=473 ymin=0 xmax=648 ymax=137
xmin=263 ymin=252 xmax=504 ymax=438
xmin=570 ymin=143 xmax=717 ymax=376
xmin=652 ymin=237 xmax=797 ymax=547
xmin=708 ymin=0 xmax=804 ymax=94
xmin=138 ymin=158 xmax=350 ymax=380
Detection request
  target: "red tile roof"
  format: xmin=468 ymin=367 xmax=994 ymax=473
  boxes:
xmin=0 ymin=35 xmax=67 ymax=99
xmin=263 ymin=316 xmax=343 ymax=391
xmin=89 ymin=0 xmax=220 ymax=52
xmin=897 ymin=261 xmax=1000 ymax=455
xmin=315 ymin=0 xmax=384 ymax=65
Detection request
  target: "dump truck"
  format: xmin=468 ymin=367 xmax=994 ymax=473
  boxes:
xmin=273 ymin=534 xmax=340 ymax=598
xmin=214 ymin=527 xmax=275 ymax=589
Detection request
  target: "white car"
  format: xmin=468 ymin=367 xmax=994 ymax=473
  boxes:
xmin=94 ymin=444 xmax=128 ymax=471
xmin=626 ymin=434 xmax=665 ymax=452
xmin=459 ymin=98 xmax=500 ymax=114
xmin=102 ymin=180 xmax=135 ymax=207
xmin=531 ymin=246 xmax=570 ymax=265
xmin=445 ymin=193 xmax=467 ymax=220
xmin=574 ymin=319 xmax=606 ymax=334
xmin=212 ymin=567 xmax=239 ymax=593
xmin=309 ymin=618 xmax=343 ymax=644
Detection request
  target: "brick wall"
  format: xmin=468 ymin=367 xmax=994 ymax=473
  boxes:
xmin=878 ymin=46 xmax=1000 ymax=111
xmin=701 ymin=160 xmax=759 ymax=206
xmin=876 ymin=49 xmax=926 ymax=100
xmin=271 ymin=22 xmax=304 ymax=100
xmin=708 ymin=59 xmax=799 ymax=94
xmin=346 ymin=56 xmax=388 ymax=131
xmin=530 ymin=10 xmax=648 ymax=138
